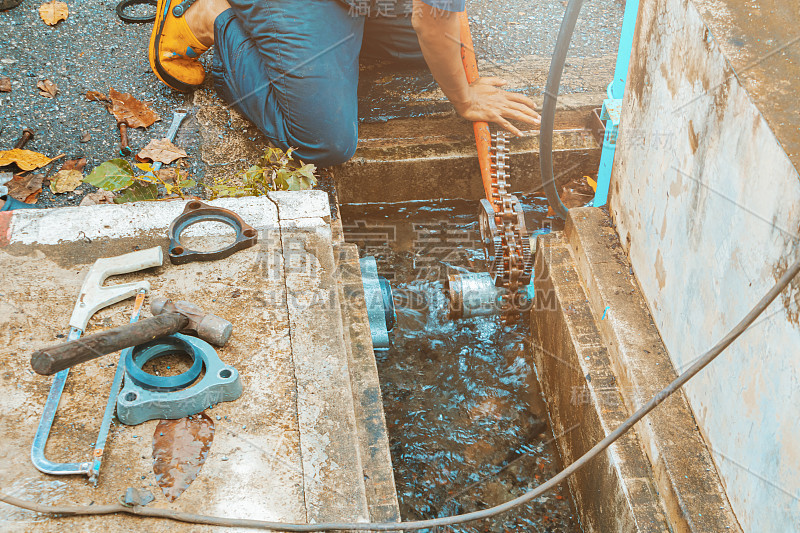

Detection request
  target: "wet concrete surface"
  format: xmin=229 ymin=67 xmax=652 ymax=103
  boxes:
xmin=0 ymin=193 xmax=394 ymax=530
xmin=1 ymin=0 xmax=625 ymax=207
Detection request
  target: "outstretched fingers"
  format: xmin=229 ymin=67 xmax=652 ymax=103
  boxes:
xmin=504 ymin=100 xmax=541 ymax=125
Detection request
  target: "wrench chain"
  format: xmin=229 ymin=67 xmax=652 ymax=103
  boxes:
xmin=488 ymin=132 xmax=532 ymax=305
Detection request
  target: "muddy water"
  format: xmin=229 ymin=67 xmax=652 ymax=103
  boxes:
xmin=340 ymin=200 xmax=579 ymax=532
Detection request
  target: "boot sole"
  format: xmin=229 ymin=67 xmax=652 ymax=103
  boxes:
xmin=149 ymin=0 xmax=200 ymax=93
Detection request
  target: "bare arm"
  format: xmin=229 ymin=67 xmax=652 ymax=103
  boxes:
xmin=411 ymin=0 xmax=540 ymax=135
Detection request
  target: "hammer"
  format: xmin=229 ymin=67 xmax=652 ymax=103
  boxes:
xmin=30 ymin=298 xmax=232 ymax=376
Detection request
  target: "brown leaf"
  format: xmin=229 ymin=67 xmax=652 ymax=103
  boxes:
xmin=560 ymin=175 xmax=596 ymax=209
xmin=39 ymin=0 xmax=68 ymax=25
xmin=137 ymin=138 xmax=187 ymax=165
xmin=79 ymin=190 xmax=115 ymax=206
xmin=37 ymin=79 xmax=58 ymax=98
xmin=85 ymin=90 xmax=110 ymax=103
xmin=0 ymin=149 xmax=53 ymax=171
xmin=50 ymin=169 xmax=83 ymax=193
xmin=156 ymin=167 xmax=178 ymax=182
xmin=0 ymin=77 xmax=11 ymax=93
xmin=153 ymin=413 xmax=215 ymax=502
xmin=108 ymin=88 xmax=160 ymax=129
xmin=6 ymin=174 xmax=43 ymax=203
xmin=61 ymin=158 xmax=87 ymax=172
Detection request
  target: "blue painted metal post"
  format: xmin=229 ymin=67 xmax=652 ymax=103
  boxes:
xmin=593 ymin=0 xmax=640 ymax=207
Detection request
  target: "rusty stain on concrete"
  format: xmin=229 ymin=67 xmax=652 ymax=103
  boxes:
xmin=654 ymin=251 xmax=667 ymax=290
xmin=688 ymin=120 xmax=699 ymax=154
xmin=773 ymin=254 xmax=800 ymax=326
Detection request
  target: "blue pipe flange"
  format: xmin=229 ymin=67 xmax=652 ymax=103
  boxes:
xmin=124 ymin=336 xmax=204 ymax=392
xmin=359 ymin=256 xmax=395 ymax=350
xmin=116 ymin=333 xmax=242 ymax=425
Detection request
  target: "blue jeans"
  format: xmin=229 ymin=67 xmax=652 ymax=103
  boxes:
xmin=210 ymin=1 xmax=424 ymax=166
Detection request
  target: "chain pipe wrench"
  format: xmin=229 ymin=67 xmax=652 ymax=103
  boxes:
xmin=31 ymin=247 xmax=163 ymax=479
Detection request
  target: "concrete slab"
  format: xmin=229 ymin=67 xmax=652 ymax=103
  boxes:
xmin=0 ymin=192 xmax=398 ymax=530
xmin=565 ymin=207 xmax=740 ymax=532
xmin=335 ymin=243 xmax=400 ymax=523
xmin=279 ymin=220 xmax=370 ymax=523
xmin=691 ymin=0 xmax=800 ymax=171
xmin=531 ymin=233 xmax=670 ymax=533
xmin=531 ymin=210 xmax=743 ymax=532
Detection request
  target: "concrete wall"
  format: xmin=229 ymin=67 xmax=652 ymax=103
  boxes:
xmin=609 ymin=0 xmax=800 ymax=530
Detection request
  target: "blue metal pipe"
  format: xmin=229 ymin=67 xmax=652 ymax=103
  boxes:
xmin=593 ymin=0 xmax=640 ymax=207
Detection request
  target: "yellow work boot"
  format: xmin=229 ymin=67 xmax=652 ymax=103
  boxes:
xmin=149 ymin=0 xmax=209 ymax=92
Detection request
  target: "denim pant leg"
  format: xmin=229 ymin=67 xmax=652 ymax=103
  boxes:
xmin=361 ymin=0 xmax=425 ymax=63
xmin=211 ymin=2 xmax=365 ymax=166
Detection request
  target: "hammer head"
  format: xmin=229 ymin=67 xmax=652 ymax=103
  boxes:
xmin=150 ymin=297 xmax=233 ymax=347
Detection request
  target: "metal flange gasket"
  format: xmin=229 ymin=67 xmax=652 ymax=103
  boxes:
xmin=168 ymin=201 xmax=258 ymax=265
xmin=115 ymin=0 xmax=157 ymax=23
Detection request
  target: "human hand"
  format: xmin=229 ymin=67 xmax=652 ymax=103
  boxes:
xmin=452 ymin=77 xmax=540 ymax=136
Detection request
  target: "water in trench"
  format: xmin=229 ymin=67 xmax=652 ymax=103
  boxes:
xmin=340 ymin=198 xmax=579 ymax=533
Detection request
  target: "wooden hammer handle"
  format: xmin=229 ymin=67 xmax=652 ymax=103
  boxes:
xmin=30 ymin=313 xmax=189 ymax=375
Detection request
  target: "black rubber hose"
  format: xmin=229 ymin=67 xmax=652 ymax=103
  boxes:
xmin=3 ymin=257 xmax=799 ymax=530
xmin=540 ymin=0 xmax=584 ymax=220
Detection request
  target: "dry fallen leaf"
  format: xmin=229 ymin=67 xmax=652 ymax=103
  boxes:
xmin=85 ymin=90 xmax=110 ymax=103
xmin=0 ymin=77 xmax=11 ymax=93
xmin=50 ymin=169 xmax=83 ymax=193
xmin=37 ymin=79 xmax=58 ymax=98
xmin=79 ymin=190 xmax=115 ymax=206
xmin=61 ymin=157 xmax=87 ymax=172
xmin=50 ymin=158 xmax=88 ymax=194
xmin=39 ymin=0 xmax=68 ymax=25
xmin=157 ymin=167 xmax=178 ymax=182
xmin=153 ymin=413 xmax=214 ymax=502
xmin=0 ymin=149 xmax=53 ymax=171
xmin=137 ymin=138 xmax=187 ymax=165
xmin=108 ymin=88 xmax=160 ymax=128
xmin=6 ymin=174 xmax=43 ymax=203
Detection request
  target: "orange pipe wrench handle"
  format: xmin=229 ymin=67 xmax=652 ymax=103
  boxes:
xmin=458 ymin=11 xmax=497 ymax=211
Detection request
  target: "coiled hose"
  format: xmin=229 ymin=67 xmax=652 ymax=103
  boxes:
xmin=540 ymin=0 xmax=584 ymax=219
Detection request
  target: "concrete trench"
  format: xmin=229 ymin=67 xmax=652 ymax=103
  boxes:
xmin=327 ymin=98 xmax=743 ymax=532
